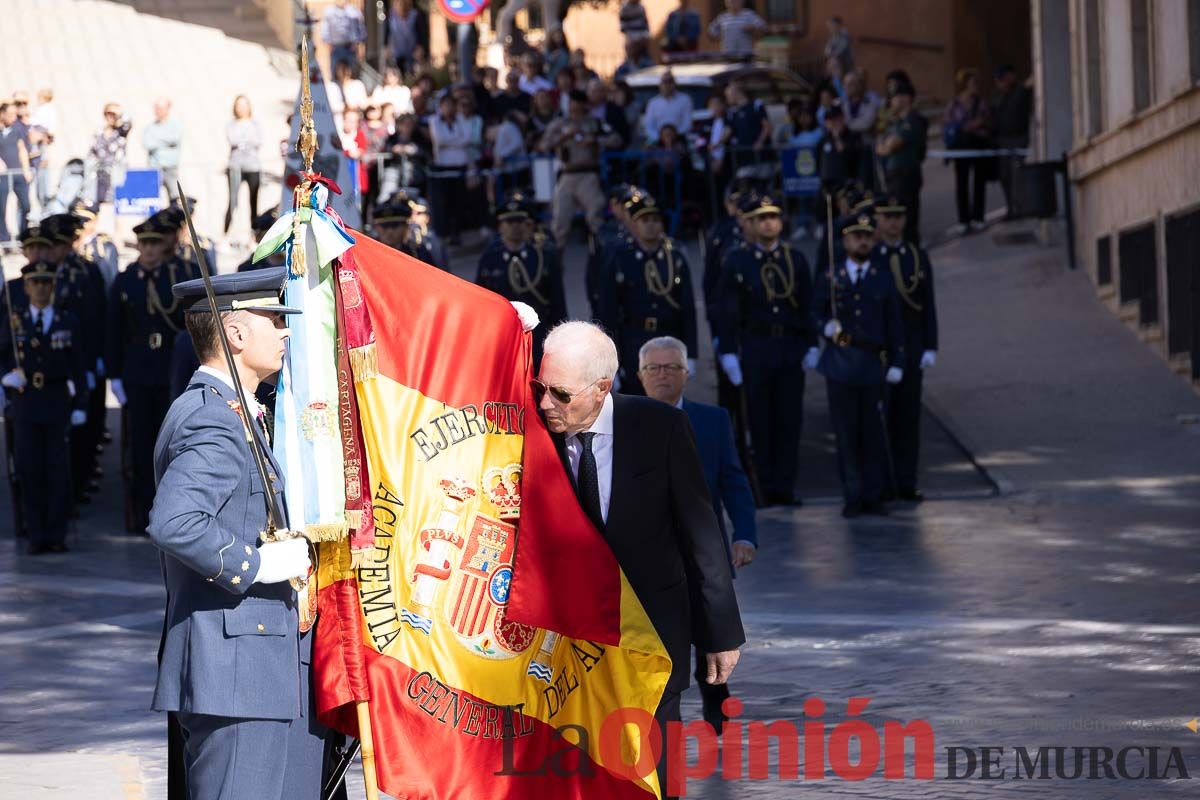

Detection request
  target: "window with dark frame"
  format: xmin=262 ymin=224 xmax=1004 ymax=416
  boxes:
xmin=1097 ymin=235 xmax=1112 ymax=286
xmin=1190 ymin=0 xmax=1200 ymax=83
xmin=1085 ymin=0 xmax=1104 ymax=135
xmin=1118 ymin=223 xmax=1158 ymax=327
xmin=1131 ymin=0 xmax=1152 ymax=110
xmin=1164 ymin=210 xmax=1200 ymax=369
xmin=764 ymin=0 xmax=795 ymax=24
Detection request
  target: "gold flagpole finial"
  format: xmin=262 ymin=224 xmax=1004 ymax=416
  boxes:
xmin=297 ymin=38 xmax=317 ymax=176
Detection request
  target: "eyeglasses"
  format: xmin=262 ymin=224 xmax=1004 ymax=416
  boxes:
xmin=639 ymin=363 xmax=685 ymax=375
xmin=531 ymin=378 xmax=600 ymax=404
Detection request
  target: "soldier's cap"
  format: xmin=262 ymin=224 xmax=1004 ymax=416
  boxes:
xmin=70 ymin=201 xmax=100 ymax=221
xmin=408 ymin=195 xmax=429 ymax=211
xmin=133 ymin=218 xmax=167 ymax=242
xmin=607 ymin=183 xmax=634 ymax=205
xmin=627 ymin=193 xmax=663 ymax=220
xmin=496 ymin=190 xmax=533 ymax=222
xmin=39 ymin=213 xmax=84 ymax=244
xmin=20 ymin=259 xmax=57 ymax=280
xmin=252 ymin=210 xmax=279 ymax=233
xmin=846 ymin=187 xmax=875 ymax=215
xmin=18 ymin=226 xmax=54 ymax=247
xmin=740 ymin=193 xmax=782 ymax=219
xmin=841 ymin=213 xmax=876 ymax=236
xmin=373 ymin=197 xmax=413 ymax=223
xmin=874 ymin=195 xmax=907 ymax=215
xmin=158 ymin=206 xmax=187 ymax=229
xmin=173 ymin=266 xmax=301 ymax=315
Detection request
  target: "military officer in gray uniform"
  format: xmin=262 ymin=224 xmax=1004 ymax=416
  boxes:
xmin=149 ymin=266 xmax=327 ymax=800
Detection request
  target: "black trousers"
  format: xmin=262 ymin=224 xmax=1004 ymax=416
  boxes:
xmin=886 ymin=365 xmax=923 ymax=492
xmin=654 ymin=690 xmax=682 ymax=800
xmin=15 ymin=416 xmax=71 ymax=545
xmin=430 ymin=173 xmax=465 ymax=238
xmin=126 ymin=385 xmax=172 ymax=530
xmin=953 ymin=158 xmax=987 ymax=224
xmin=826 ymin=379 xmax=888 ymax=506
xmin=743 ymin=340 xmax=805 ymax=499
xmin=713 ymin=355 xmax=755 ymax=499
xmin=887 ymin=170 xmax=922 ymax=245
xmin=224 ymin=170 xmax=261 ymax=232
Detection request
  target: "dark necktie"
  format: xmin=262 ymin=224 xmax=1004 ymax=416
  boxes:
xmin=576 ymin=432 xmax=604 ymax=531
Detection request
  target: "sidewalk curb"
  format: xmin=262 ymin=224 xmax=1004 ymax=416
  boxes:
xmin=921 ymin=390 xmax=1013 ymax=497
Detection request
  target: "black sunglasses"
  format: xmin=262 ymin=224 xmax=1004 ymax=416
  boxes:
xmin=531 ymin=378 xmax=600 ymax=404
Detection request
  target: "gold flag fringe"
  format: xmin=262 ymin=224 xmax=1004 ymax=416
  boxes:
xmin=346 ymin=509 xmax=363 ymax=529
xmin=305 ymin=521 xmax=349 ymax=543
xmin=350 ymin=548 xmax=372 ymax=570
xmin=349 ymin=342 xmax=378 ymax=381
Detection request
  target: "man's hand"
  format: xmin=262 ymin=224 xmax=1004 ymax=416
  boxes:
xmin=110 ymin=378 xmax=127 ymax=405
xmin=705 ymin=649 xmax=740 ymax=685
xmin=731 ymin=541 xmax=756 ymax=568
xmin=1 ymin=370 xmax=26 ymax=391
xmin=253 ymin=537 xmax=311 ymax=585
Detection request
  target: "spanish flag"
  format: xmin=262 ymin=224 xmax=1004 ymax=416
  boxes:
xmin=314 ymin=235 xmax=672 ymax=799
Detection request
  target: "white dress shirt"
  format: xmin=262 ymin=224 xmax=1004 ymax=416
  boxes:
xmin=565 ymin=393 xmax=614 ymax=523
xmin=844 ymin=258 xmax=867 ymax=284
xmin=30 ymin=305 xmax=54 ymax=334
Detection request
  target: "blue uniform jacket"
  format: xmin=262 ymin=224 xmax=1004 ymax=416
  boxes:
xmin=597 ymin=237 xmax=698 ymax=358
xmin=149 ymin=369 xmax=302 ymax=721
xmin=0 ymin=305 xmax=88 ymax=423
xmin=813 ymin=258 xmax=904 ymax=386
xmin=874 ymin=241 xmax=938 ymax=369
xmin=716 ymin=241 xmax=816 ymax=357
xmin=106 ymin=259 xmax=196 ymax=387
xmin=475 ymin=237 xmax=568 ymax=329
xmin=682 ymin=398 xmax=757 ymax=559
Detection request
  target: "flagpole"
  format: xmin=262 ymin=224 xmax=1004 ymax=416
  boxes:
xmin=355 ymin=701 xmax=380 ymax=800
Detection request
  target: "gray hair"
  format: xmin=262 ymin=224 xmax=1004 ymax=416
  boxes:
xmin=542 ymin=321 xmax=619 ymax=383
xmin=638 ymin=336 xmax=688 ymax=366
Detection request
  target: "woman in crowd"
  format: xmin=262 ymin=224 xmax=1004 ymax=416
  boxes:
xmin=527 ymin=89 xmax=559 ymax=147
xmin=335 ymin=61 xmax=370 ymax=112
xmin=381 ymin=112 xmax=430 ymax=199
xmin=544 ymin=29 xmax=571 ymax=81
xmin=361 ymin=104 xmax=392 ymax=223
xmin=943 ymin=67 xmax=994 ymax=234
xmin=554 ymin=69 xmax=575 ymax=116
xmin=371 ymin=67 xmax=414 ymax=115
xmin=224 ymin=94 xmax=263 ymax=234
xmin=89 ymin=102 xmax=130 ymax=205
xmin=430 ymin=93 xmax=471 ymax=242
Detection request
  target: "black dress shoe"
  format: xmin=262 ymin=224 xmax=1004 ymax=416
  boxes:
xmin=27 ymin=543 xmax=49 ymax=555
xmin=898 ymin=489 xmax=925 ymax=502
xmin=841 ymin=503 xmax=862 ymax=518
xmin=861 ymin=501 xmax=889 ymax=516
xmin=48 ymin=543 xmax=69 ymax=553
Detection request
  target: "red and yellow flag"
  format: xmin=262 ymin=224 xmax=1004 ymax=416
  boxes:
xmin=314 ymin=235 xmax=672 ymax=799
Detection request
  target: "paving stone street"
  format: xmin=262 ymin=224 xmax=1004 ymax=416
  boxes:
xmin=3 ymin=167 xmax=1200 ymax=799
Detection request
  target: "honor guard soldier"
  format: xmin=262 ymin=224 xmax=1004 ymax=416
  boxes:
xmin=874 ymin=195 xmax=937 ymax=501
xmin=717 ymin=192 xmax=816 ymax=506
xmin=875 ymin=80 xmax=927 ymax=245
xmin=585 ymin=183 xmax=637 ymax=316
xmin=150 ymin=266 xmax=329 ymax=800
xmin=42 ymin=213 xmax=108 ymax=503
xmin=372 ymin=195 xmax=435 ymax=262
xmin=815 ymin=181 xmax=873 ymax=277
xmin=107 ymin=217 xmax=197 ymax=533
xmin=237 ymin=211 xmax=286 ymax=272
xmin=0 ymin=260 xmax=88 ymax=554
xmin=597 ymin=193 xmax=697 ymax=394
xmin=73 ymin=202 xmax=120 ymax=289
xmin=813 ymin=213 xmax=905 ymax=517
xmin=164 ymin=197 xmax=219 ymax=269
xmin=5 ymin=226 xmax=57 ymax=309
xmin=475 ymin=191 xmax=567 ymax=368
xmin=408 ymin=195 xmax=449 ymax=271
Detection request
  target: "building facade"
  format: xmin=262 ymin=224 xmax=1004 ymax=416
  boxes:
xmin=1032 ymin=0 xmax=1200 ymax=387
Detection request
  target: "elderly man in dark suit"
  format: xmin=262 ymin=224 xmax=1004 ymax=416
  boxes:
xmin=535 ymin=320 xmax=745 ymax=797
xmin=149 ymin=267 xmax=327 ymax=800
xmin=638 ymin=335 xmax=757 ymax=732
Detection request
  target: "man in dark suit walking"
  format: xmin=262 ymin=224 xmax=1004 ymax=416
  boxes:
xmin=535 ymin=320 xmax=745 ymax=797
xmin=638 ymin=335 xmax=757 ymax=732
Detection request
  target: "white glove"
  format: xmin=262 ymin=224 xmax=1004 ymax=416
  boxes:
xmin=510 ymin=301 xmax=539 ymax=333
xmin=802 ymin=347 xmax=820 ymax=370
xmin=96 ymin=357 xmax=105 ymax=377
xmin=110 ymin=378 xmax=127 ymax=406
xmin=67 ymin=379 xmax=76 ymax=398
xmin=719 ymin=353 xmax=743 ymax=386
xmin=86 ymin=371 xmax=96 ymax=391
xmin=885 ymin=367 xmax=904 ymax=384
xmin=823 ymin=319 xmax=842 ymax=339
xmin=920 ymin=350 xmax=937 ymax=370
xmin=253 ymin=537 xmax=312 ymax=584
xmin=687 ymin=358 xmax=696 ymax=377
xmin=70 ymin=409 xmax=87 ymax=427
xmin=2 ymin=370 xmax=26 ymax=391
